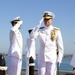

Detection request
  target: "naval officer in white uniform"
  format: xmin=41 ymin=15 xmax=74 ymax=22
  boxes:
xmin=8 ymin=16 xmax=23 ymax=75
xmin=29 ymin=11 xmax=64 ymax=75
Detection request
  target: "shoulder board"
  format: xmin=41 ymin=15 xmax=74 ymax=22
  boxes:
xmin=40 ymin=27 xmax=44 ymax=29
xmin=53 ymin=27 xmax=60 ymax=30
xmin=28 ymin=27 xmax=44 ymax=34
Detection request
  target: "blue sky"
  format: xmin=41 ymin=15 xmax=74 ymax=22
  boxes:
xmin=0 ymin=0 xmax=75 ymax=54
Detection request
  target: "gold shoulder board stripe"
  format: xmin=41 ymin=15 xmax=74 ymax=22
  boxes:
xmin=54 ymin=27 xmax=60 ymax=30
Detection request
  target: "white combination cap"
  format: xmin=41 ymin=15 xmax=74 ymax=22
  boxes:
xmin=11 ymin=16 xmax=21 ymax=23
xmin=43 ymin=11 xmax=55 ymax=19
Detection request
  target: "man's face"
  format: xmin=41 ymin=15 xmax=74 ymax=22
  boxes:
xmin=44 ymin=18 xmax=53 ymax=27
xmin=12 ymin=21 xmax=21 ymax=29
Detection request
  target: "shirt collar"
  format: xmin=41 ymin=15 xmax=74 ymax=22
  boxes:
xmin=45 ymin=25 xmax=53 ymax=29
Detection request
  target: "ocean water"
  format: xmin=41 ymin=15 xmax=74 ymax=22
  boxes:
xmin=5 ymin=56 xmax=73 ymax=71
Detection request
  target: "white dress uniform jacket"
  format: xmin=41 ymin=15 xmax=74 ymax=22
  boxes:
xmin=25 ymin=34 xmax=36 ymax=75
xmin=8 ymin=21 xmax=23 ymax=59
xmin=29 ymin=25 xmax=64 ymax=63
xmin=25 ymin=37 xmax=36 ymax=60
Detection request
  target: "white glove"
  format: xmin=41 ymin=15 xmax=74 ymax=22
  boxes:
xmin=39 ymin=18 xmax=43 ymax=25
xmin=56 ymin=60 xmax=61 ymax=66
xmin=57 ymin=62 xmax=60 ymax=66
xmin=18 ymin=20 xmax=23 ymax=25
xmin=33 ymin=18 xmax=43 ymax=32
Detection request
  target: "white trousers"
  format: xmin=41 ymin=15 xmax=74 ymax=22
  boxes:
xmin=8 ymin=56 xmax=22 ymax=75
xmin=38 ymin=61 xmax=57 ymax=75
xmin=26 ymin=57 xmax=29 ymax=75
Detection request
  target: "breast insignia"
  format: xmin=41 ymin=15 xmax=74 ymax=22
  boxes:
xmin=51 ymin=27 xmax=59 ymax=41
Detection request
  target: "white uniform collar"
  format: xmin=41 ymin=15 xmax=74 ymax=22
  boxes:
xmin=45 ymin=25 xmax=53 ymax=30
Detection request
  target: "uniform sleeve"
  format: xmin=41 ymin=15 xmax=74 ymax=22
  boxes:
xmin=25 ymin=37 xmax=36 ymax=60
xmin=11 ymin=21 xmax=23 ymax=32
xmin=56 ymin=30 xmax=64 ymax=63
xmin=29 ymin=25 xmax=40 ymax=40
